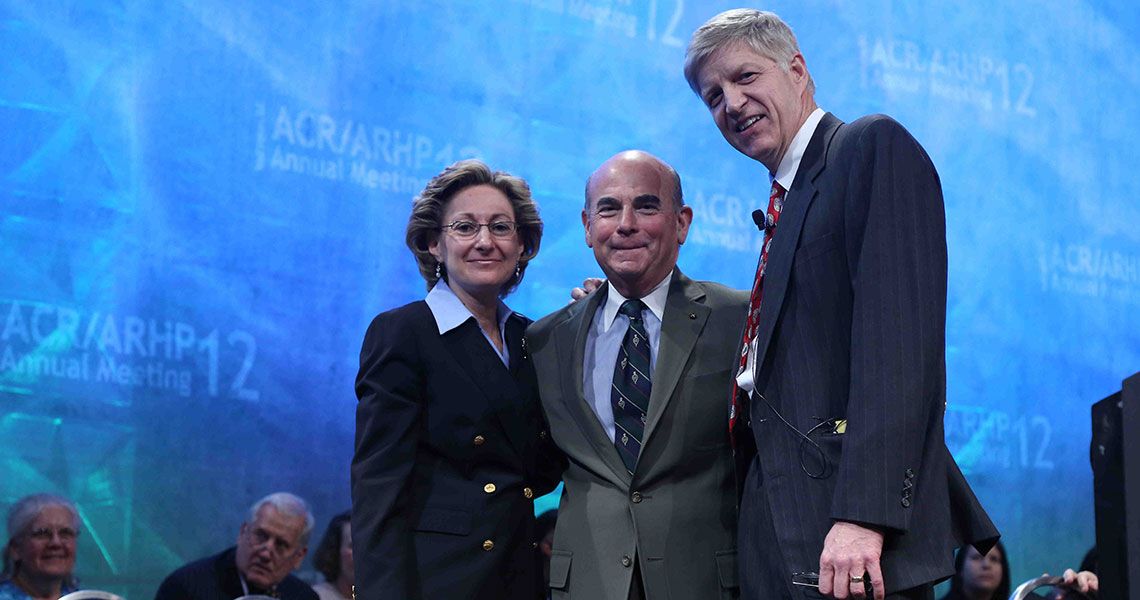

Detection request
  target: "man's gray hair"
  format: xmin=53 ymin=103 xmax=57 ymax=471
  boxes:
xmin=247 ymin=492 xmax=315 ymax=547
xmin=683 ymin=9 xmax=814 ymax=97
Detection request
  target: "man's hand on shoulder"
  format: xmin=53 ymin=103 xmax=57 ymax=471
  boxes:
xmin=570 ymin=277 xmax=605 ymax=302
xmin=818 ymin=521 xmax=885 ymax=600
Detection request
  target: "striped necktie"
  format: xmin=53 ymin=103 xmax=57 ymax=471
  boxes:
xmin=611 ymin=299 xmax=651 ymax=474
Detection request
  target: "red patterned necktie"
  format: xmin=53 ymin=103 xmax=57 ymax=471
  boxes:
xmin=729 ymin=180 xmax=785 ymax=443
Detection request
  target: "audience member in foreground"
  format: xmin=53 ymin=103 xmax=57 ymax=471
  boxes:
xmin=939 ymin=541 xmax=1098 ymax=600
xmin=1 ymin=494 xmax=79 ymax=600
xmin=154 ymin=492 xmax=317 ymax=600
xmin=312 ymin=512 xmax=352 ymax=600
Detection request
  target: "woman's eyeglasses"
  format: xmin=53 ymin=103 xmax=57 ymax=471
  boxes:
xmin=440 ymin=220 xmax=518 ymax=239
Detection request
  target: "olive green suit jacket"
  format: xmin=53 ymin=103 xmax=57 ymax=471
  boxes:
xmin=528 ymin=269 xmax=748 ymax=600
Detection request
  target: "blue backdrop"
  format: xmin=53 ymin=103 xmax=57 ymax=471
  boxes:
xmin=2 ymin=0 xmax=1138 ymax=596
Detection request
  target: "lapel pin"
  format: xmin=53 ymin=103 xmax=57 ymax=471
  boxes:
xmin=688 ymin=312 xmax=696 ymax=319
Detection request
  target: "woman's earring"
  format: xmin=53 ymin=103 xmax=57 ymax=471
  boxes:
xmin=515 ymin=261 xmax=521 ymax=278
xmin=435 ymin=262 xmax=442 ymax=279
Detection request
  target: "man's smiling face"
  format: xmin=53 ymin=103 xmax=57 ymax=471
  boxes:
xmin=696 ymin=42 xmax=810 ymax=172
xmin=582 ymin=151 xmax=692 ymax=299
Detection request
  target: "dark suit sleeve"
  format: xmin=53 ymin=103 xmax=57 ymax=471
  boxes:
xmin=283 ymin=577 xmax=321 ymax=600
xmin=351 ymin=311 xmax=425 ymax=599
xmin=830 ymin=117 xmax=948 ymax=533
xmin=947 ymin=456 xmax=1000 ymax=553
xmin=523 ymin=321 xmax=568 ymax=496
xmin=153 ymin=573 xmax=188 ymax=600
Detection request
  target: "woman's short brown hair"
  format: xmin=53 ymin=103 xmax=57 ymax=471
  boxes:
xmin=406 ymin=159 xmax=542 ymax=297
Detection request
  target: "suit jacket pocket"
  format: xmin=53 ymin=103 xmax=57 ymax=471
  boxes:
xmin=414 ymin=506 xmax=472 ymax=535
xmin=715 ymin=549 xmax=739 ymax=590
xmin=549 ymin=550 xmax=572 ymax=590
xmin=796 ymin=233 xmax=838 ymax=261
xmin=815 ymin=431 xmax=844 ymax=456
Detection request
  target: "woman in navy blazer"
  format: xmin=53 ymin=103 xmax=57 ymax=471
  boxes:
xmin=351 ymin=160 xmax=564 ymax=600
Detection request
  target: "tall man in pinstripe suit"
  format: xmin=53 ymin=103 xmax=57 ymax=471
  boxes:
xmin=683 ymin=9 xmax=999 ymax=600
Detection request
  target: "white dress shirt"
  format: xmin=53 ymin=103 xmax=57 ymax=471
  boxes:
xmin=737 ymin=107 xmax=826 ymax=394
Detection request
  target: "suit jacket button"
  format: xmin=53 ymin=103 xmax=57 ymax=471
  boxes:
xmin=621 ymin=555 xmax=632 ymax=567
xmin=473 ymin=435 xmax=486 ymax=446
xmin=484 ymin=483 xmax=497 ymax=494
xmin=523 ymin=487 xmax=534 ymax=499
xmin=483 ymin=539 xmax=495 ymax=551
xmin=901 ymin=497 xmax=911 ymax=508
xmin=631 ymin=491 xmax=642 ymax=503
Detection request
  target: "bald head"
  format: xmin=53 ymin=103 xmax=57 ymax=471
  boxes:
xmin=585 ymin=151 xmax=683 ymax=212
xmin=582 ymin=150 xmax=693 ymax=299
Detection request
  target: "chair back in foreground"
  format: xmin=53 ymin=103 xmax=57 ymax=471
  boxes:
xmin=1009 ymin=575 xmax=1072 ymax=600
xmin=58 ymin=591 xmax=124 ymax=600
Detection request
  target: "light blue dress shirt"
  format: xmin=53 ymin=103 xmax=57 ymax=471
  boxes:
xmin=583 ymin=273 xmax=671 ymax=442
xmin=425 ymin=279 xmax=513 ymax=367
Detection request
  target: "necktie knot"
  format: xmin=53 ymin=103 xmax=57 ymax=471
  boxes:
xmin=770 ymin=179 xmax=785 ymax=200
xmin=619 ymin=299 xmax=647 ymax=322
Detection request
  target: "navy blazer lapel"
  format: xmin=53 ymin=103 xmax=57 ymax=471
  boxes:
xmin=501 ymin=313 xmax=538 ymax=451
xmin=442 ymin=318 xmax=529 ymax=458
xmin=642 ymin=270 xmax=708 ymax=449
xmin=506 ymin=313 xmax=529 ymax=376
xmin=752 ymin=112 xmax=843 ymax=377
xmin=555 ymin=284 xmax=633 ymax=485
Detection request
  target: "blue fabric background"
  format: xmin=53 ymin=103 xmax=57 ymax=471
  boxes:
xmin=1 ymin=1 xmax=1137 ymax=595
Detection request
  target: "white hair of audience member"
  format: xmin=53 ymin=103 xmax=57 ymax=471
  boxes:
xmin=246 ymin=492 xmax=315 ymax=547
xmin=3 ymin=493 xmax=81 ymax=579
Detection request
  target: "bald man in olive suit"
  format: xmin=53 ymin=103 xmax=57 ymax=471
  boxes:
xmin=528 ymin=150 xmax=748 ymax=600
